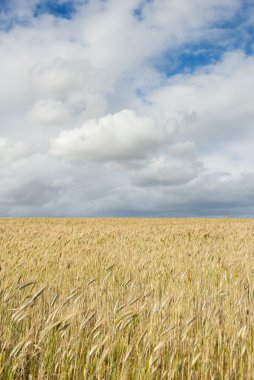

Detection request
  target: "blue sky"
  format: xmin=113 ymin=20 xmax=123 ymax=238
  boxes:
xmin=34 ymin=1 xmax=76 ymax=19
xmin=0 ymin=0 xmax=254 ymax=217
xmin=1 ymin=0 xmax=253 ymax=73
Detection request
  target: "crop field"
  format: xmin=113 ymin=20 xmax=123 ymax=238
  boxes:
xmin=0 ymin=218 xmax=254 ymax=379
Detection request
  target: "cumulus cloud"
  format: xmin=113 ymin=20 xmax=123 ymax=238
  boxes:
xmin=29 ymin=99 xmax=69 ymax=124
xmin=50 ymin=109 xmax=174 ymax=161
xmin=30 ymin=58 xmax=110 ymax=99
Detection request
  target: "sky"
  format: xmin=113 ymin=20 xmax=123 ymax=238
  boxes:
xmin=0 ymin=0 xmax=254 ymax=217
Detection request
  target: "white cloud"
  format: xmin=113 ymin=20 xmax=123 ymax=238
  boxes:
xmin=50 ymin=109 xmax=174 ymax=161
xmin=29 ymin=99 xmax=69 ymax=124
xmin=148 ymin=51 xmax=254 ymax=174
xmin=30 ymin=58 xmax=110 ymax=99
xmin=78 ymin=0 xmax=240 ymax=74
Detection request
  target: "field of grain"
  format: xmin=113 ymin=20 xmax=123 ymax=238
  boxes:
xmin=0 ymin=218 xmax=254 ymax=379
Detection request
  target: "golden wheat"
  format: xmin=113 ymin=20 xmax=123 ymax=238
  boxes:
xmin=0 ymin=218 xmax=254 ymax=379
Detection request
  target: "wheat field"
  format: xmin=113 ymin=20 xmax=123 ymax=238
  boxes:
xmin=0 ymin=218 xmax=254 ymax=379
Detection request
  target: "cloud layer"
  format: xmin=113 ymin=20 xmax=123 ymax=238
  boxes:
xmin=1 ymin=0 xmax=254 ymax=216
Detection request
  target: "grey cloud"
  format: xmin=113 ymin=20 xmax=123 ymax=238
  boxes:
xmin=130 ymin=145 xmax=204 ymax=187
xmin=0 ymin=137 xmax=31 ymax=166
xmin=0 ymin=154 xmax=72 ymax=210
xmin=2 ymin=154 xmax=254 ymax=217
